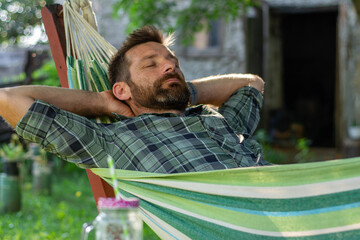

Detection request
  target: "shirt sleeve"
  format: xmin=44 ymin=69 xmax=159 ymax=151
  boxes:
xmin=218 ymin=86 xmax=263 ymax=136
xmin=16 ymin=100 xmax=109 ymax=168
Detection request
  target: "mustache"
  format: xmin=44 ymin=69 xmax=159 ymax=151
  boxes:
xmin=158 ymin=72 xmax=184 ymax=84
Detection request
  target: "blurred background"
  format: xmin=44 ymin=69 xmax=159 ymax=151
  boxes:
xmin=1 ymin=0 xmax=360 ymax=238
xmin=1 ymin=0 xmax=360 ymax=163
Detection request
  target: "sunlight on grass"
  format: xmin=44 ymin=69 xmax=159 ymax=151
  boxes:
xmin=0 ymin=164 xmax=159 ymax=240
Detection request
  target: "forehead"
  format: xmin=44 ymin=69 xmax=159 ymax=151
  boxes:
xmin=126 ymin=41 xmax=175 ymax=64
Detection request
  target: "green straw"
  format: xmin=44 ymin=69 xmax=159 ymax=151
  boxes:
xmin=107 ymin=158 xmax=130 ymax=238
xmin=107 ymin=156 xmax=121 ymax=200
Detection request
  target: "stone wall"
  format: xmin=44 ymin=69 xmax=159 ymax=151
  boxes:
xmin=89 ymin=0 xmax=247 ymax=81
xmin=0 ymin=48 xmax=27 ymax=85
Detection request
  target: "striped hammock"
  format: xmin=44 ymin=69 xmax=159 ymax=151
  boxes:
xmin=92 ymin=157 xmax=360 ymax=239
xmin=62 ymin=1 xmax=360 ymax=239
xmin=63 ymin=0 xmax=115 ymax=93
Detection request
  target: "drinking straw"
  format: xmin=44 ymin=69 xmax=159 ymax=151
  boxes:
xmin=107 ymin=156 xmax=121 ymax=200
xmin=107 ymin=156 xmax=130 ymax=239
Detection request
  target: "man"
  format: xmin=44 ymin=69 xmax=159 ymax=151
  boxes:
xmin=0 ymin=26 xmax=269 ymax=173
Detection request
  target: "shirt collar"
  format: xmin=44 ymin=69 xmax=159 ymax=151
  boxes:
xmin=112 ymin=105 xmax=206 ymax=120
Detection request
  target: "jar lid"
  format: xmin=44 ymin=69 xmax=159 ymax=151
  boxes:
xmin=97 ymin=197 xmax=140 ymax=209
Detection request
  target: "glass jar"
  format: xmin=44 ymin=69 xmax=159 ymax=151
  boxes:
xmin=81 ymin=197 xmax=143 ymax=240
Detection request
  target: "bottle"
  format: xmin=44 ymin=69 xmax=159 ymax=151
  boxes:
xmin=81 ymin=197 xmax=143 ymax=240
xmin=0 ymin=160 xmax=21 ymax=213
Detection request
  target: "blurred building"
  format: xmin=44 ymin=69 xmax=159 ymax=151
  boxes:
xmin=0 ymin=46 xmax=50 ymax=142
xmin=247 ymin=0 xmax=360 ymax=157
xmin=2 ymin=0 xmax=360 ymax=156
xmin=92 ymin=0 xmax=360 ymax=155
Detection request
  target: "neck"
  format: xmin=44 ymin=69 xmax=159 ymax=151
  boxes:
xmin=128 ymin=101 xmax=184 ymax=116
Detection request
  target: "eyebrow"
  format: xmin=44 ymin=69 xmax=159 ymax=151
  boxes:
xmin=170 ymin=54 xmax=179 ymax=63
xmin=141 ymin=53 xmax=157 ymax=61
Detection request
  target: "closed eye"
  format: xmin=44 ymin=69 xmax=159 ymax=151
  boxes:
xmin=143 ymin=63 xmax=156 ymax=68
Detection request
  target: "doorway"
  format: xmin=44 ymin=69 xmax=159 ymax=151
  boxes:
xmin=280 ymin=10 xmax=338 ymax=147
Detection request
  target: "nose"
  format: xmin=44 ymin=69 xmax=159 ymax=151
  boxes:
xmin=162 ymin=59 xmax=176 ymax=74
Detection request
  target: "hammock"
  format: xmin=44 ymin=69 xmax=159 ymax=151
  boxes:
xmin=63 ymin=0 xmax=115 ymax=93
xmin=92 ymin=157 xmax=360 ymax=239
xmin=60 ymin=1 xmax=360 ymax=239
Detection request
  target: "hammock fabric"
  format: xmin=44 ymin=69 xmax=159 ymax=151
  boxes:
xmin=92 ymin=157 xmax=360 ymax=239
xmin=63 ymin=0 xmax=115 ymax=93
xmin=61 ymin=1 xmax=360 ymax=239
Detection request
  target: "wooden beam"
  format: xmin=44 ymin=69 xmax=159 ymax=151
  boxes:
xmin=41 ymin=4 xmax=115 ymax=206
xmin=41 ymin=4 xmax=68 ymax=88
xmin=86 ymin=169 xmax=115 ymax=203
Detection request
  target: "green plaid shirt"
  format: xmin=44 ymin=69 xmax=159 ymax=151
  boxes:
xmin=16 ymin=87 xmax=269 ymax=173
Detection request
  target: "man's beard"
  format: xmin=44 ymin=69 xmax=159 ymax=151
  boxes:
xmin=129 ymin=72 xmax=190 ymax=112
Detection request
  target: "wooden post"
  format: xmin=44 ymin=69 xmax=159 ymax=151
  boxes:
xmin=41 ymin=4 xmax=68 ymax=88
xmin=41 ymin=4 xmax=115 ymax=206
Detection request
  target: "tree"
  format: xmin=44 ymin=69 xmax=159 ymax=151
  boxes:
xmin=0 ymin=0 xmax=54 ymax=46
xmin=112 ymin=0 xmax=256 ymax=45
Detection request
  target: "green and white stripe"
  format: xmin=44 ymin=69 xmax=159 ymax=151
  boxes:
xmin=92 ymin=157 xmax=360 ymax=239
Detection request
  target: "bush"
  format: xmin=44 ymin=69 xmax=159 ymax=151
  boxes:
xmin=31 ymin=60 xmax=60 ymax=87
xmin=0 ymin=165 xmax=159 ymax=239
xmin=254 ymin=129 xmax=288 ymax=164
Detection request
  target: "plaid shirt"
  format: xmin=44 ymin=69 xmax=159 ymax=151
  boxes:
xmin=16 ymin=87 xmax=269 ymax=173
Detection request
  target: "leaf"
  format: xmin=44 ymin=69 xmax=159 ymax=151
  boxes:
xmin=112 ymin=0 xmax=254 ymax=45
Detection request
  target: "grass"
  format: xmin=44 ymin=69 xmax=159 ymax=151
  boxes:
xmin=0 ymin=162 xmax=160 ymax=240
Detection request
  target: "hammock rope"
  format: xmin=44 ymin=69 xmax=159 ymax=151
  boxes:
xmin=61 ymin=1 xmax=360 ymax=238
xmin=63 ymin=0 xmax=116 ymax=93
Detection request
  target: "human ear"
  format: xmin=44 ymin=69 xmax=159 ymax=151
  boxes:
xmin=113 ymin=82 xmax=131 ymax=101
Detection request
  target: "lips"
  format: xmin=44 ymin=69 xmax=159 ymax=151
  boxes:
xmin=160 ymin=72 xmax=182 ymax=84
xmin=164 ymin=78 xmax=180 ymax=84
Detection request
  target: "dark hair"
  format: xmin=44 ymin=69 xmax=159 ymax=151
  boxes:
xmin=108 ymin=25 xmax=174 ymax=87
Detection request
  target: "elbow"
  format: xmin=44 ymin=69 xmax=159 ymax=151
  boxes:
xmin=0 ymin=88 xmax=34 ymax=128
xmin=250 ymin=75 xmax=264 ymax=93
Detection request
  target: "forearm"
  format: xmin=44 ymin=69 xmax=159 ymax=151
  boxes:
xmin=190 ymin=74 xmax=264 ymax=106
xmin=0 ymin=86 xmax=106 ymax=128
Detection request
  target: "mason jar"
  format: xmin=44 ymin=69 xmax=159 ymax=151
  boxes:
xmin=81 ymin=197 xmax=143 ymax=240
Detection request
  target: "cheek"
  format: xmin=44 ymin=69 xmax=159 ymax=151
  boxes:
xmin=132 ymin=67 xmax=164 ymax=87
xmin=135 ymin=75 xmax=157 ymax=90
xmin=177 ymin=70 xmax=186 ymax=81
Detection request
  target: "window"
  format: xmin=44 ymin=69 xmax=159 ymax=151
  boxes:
xmin=184 ymin=20 xmax=224 ymax=56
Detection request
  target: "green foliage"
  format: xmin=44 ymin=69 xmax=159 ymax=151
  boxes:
xmin=0 ymin=72 xmax=26 ymax=85
xmin=0 ymin=167 xmax=159 ymax=239
xmin=294 ymin=138 xmax=314 ymax=163
xmin=31 ymin=59 xmax=60 ymax=87
xmin=113 ymin=0 xmax=175 ymax=34
xmin=255 ymin=129 xmax=317 ymax=164
xmin=0 ymin=0 xmax=54 ymax=45
xmin=0 ymin=169 xmax=98 ymax=239
xmin=112 ymin=0 xmax=256 ymax=45
xmin=254 ymin=129 xmax=288 ymax=164
xmin=0 ymin=134 xmax=26 ymax=162
xmin=352 ymin=119 xmax=359 ymax=127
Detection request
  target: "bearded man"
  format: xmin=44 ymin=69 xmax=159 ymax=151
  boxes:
xmin=0 ymin=26 xmax=269 ymax=173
